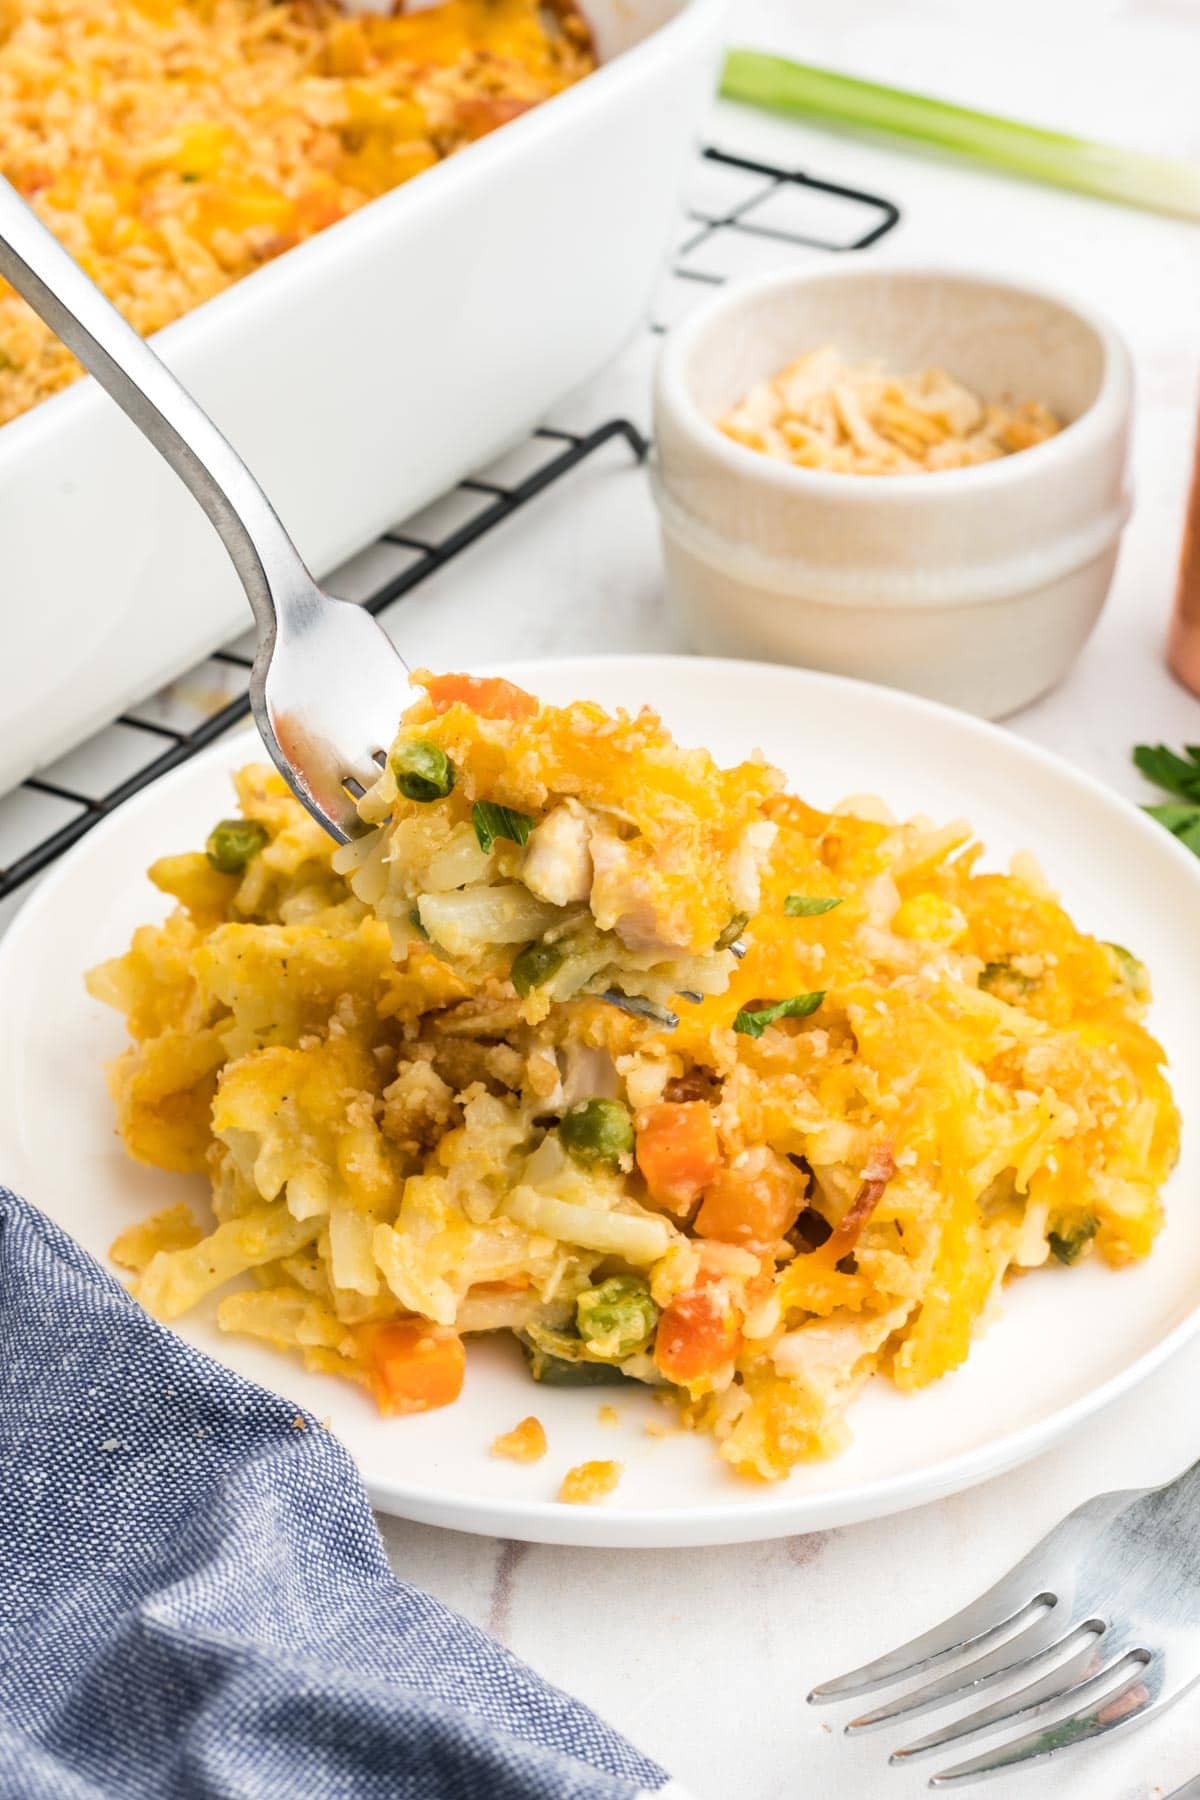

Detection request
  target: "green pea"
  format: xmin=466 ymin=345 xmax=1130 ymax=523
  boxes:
xmin=576 ymin=1276 xmax=658 ymax=1359
xmin=205 ymin=818 xmax=269 ymax=874
xmin=510 ymin=940 xmax=566 ymax=998
xmin=558 ymin=1098 xmax=635 ymax=1169
xmin=391 ymin=739 xmax=456 ymax=803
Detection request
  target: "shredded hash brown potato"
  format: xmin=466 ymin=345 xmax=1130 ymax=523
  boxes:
xmin=88 ymin=673 xmax=1179 ymax=1482
xmin=0 ymin=0 xmax=593 ymax=426
xmin=719 ymin=346 xmax=1062 ymax=475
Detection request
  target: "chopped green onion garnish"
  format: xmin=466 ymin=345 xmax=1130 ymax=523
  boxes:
xmin=720 ymin=51 xmax=1200 ymax=221
xmin=408 ymin=904 xmax=429 ymax=942
xmin=391 ymin=740 xmax=456 ymax=803
xmin=784 ymin=895 xmax=843 ymax=917
xmin=473 ymin=800 xmax=534 ymax=854
xmin=205 ymin=818 xmax=268 ymax=874
xmin=733 ymin=991 xmax=825 ymax=1039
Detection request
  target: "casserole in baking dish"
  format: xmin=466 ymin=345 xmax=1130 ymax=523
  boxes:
xmin=0 ymin=0 xmax=725 ymax=791
xmin=0 ymin=0 xmax=597 ymax=428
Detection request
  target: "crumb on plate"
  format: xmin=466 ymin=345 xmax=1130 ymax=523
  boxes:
xmin=558 ymin=1459 xmax=622 ymax=1504
xmin=491 ymin=1416 xmax=548 ymax=1463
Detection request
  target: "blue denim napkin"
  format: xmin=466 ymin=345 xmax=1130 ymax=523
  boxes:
xmin=0 ymin=1186 xmax=679 ymax=1800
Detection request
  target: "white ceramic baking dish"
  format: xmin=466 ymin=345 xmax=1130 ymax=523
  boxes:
xmin=0 ymin=0 xmax=725 ymax=793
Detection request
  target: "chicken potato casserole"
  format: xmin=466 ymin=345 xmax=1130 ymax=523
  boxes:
xmin=89 ymin=673 xmax=1179 ymax=1481
xmin=0 ymin=0 xmax=594 ymax=426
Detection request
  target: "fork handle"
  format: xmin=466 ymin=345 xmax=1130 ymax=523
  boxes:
xmin=0 ymin=175 xmax=310 ymax=636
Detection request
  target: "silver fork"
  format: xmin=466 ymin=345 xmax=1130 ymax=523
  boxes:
xmin=810 ymin=1460 xmax=1200 ymax=1786
xmin=0 ymin=178 xmax=719 ymax=1024
xmin=0 ymin=175 xmax=407 ymax=842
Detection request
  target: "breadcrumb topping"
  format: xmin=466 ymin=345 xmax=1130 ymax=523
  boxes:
xmin=490 ymin=1416 xmax=548 ymax=1463
xmin=558 ymin=1459 xmax=622 ymax=1504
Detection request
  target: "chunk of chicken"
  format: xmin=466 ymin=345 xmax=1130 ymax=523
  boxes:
xmin=520 ymin=800 xmax=593 ymax=907
xmin=587 ymin=823 xmax=689 ymax=956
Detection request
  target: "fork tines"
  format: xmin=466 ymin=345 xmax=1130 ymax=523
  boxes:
xmin=808 ymin=1484 xmax=1178 ymax=1785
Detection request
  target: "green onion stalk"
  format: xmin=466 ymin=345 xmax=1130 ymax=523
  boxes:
xmin=720 ymin=51 xmax=1200 ymax=222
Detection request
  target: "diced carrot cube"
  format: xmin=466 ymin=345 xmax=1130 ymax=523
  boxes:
xmin=693 ymin=1148 xmax=806 ymax=1250
xmin=654 ymin=1286 xmax=742 ymax=1386
xmin=363 ymin=1320 xmax=465 ymax=1416
xmin=423 ymin=673 xmax=538 ymax=721
xmin=635 ymin=1102 xmax=721 ymax=1214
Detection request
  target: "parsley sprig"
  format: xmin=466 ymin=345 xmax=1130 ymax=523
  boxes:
xmin=1133 ymin=743 xmax=1200 ymax=857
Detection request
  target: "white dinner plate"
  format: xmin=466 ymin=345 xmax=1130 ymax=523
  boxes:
xmin=1 ymin=657 xmax=1197 ymax=1547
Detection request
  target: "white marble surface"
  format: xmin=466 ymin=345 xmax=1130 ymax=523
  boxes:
xmin=370 ymin=7 xmax=1200 ymax=1799
xmin=3 ymin=5 xmax=1198 ymax=1797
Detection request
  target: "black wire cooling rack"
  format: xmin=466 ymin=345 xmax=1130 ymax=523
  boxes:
xmin=0 ymin=147 xmax=900 ymax=902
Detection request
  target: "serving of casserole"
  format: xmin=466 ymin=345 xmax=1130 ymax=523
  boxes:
xmin=88 ymin=671 xmax=1177 ymax=1485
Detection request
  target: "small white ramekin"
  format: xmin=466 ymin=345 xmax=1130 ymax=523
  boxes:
xmin=651 ymin=265 xmax=1133 ymax=718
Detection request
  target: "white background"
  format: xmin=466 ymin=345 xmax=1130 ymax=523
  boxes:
xmin=370 ymin=5 xmax=1200 ymax=1798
